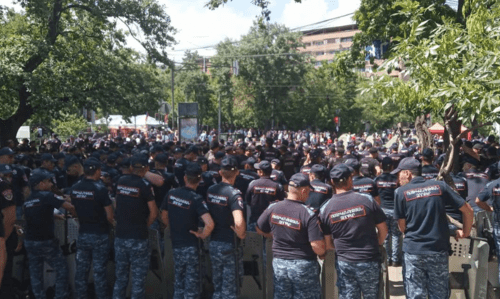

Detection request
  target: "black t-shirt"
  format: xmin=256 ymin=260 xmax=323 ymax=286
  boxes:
xmin=174 ymin=158 xmax=189 ymax=187
xmin=161 ymin=186 xmax=209 ymax=248
xmin=150 ymin=169 xmax=179 ymax=208
xmin=319 ymin=191 xmax=386 ymax=262
xmin=257 ymin=199 xmax=323 ymax=260
xmin=394 ymin=177 xmax=465 ymax=254
xmin=261 ymin=147 xmax=280 ymax=162
xmin=464 ymin=170 xmax=490 ymax=212
xmin=422 ymin=165 xmax=439 ymax=180
xmin=207 ymin=182 xmax=245 ymax=243
xmin=352 ymin=176 xmax=379 ymax=198
xmin=24 ymin=190 xmax=65 ymax=241
xmin=300 ymin=164 xmax=312 ymax=175
xmin=11 ymin=165 xmax=28 ymax=207
xmin=306 ymin=179 xmax=333 ymax=213
xmin=197 ymin=171 xmax=218 ymax=200
xmin=388 ymin=153 xmax=404 ymax=169
xmin=245 ymin=177 xmax=285 ymax=223
xmin=477 ymin=178 xmax=500 ymax=222
xmin=115 ymin=174 xmax=155 ymax=239
xmin=281 ymin=151 xmax=296 ymax=180
xmin=374 ymin=173 xmax=398 ymax=209
xmin=70 ymin=178 xmax=112 ymax=235
xmin=271 ymin=169 xmax=288 ymax=187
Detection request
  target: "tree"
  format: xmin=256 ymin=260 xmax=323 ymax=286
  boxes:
xmin=0 ymin=0 xmax=174 ymax=144
xmin=363 ymin=0 xmax=500 ymax=180
xmin=211 ymin=22 xmax=309 ymax=130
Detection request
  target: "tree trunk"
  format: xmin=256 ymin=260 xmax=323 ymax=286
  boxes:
xmin=414 ymin=115 xmax=433 ymax=150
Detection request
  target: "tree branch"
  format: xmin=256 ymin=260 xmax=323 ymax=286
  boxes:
xmin=455 ymin=121 xmax=492 ymax=141
xmin=62 ymin=4 xmax=94 ymax=13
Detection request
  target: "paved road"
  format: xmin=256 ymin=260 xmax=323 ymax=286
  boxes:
xmin=388 ymin=266 xmax=405 ymax=298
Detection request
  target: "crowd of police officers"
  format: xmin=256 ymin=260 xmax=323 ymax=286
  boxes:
xmin=1 ymin=132 xmax=500 ymax=298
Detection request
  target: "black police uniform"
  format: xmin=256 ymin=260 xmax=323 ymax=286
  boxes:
xmin=174 ymin=157 xmax=189 ymax=187
xmin=360 ymin=156 xmax=379 ymax=178
xmin=388 ymin=152 xmax=404 ymax=169
xmin=280 ymin=151 xmax=296 ymax=180
xmin=352 ymin=176 xmax=379 ymax=199
xmin=197 ymin=170 xmax=218 ymax=200
xmin=421 ymin=164 xmax=439 ymax=180
xmin=261 ymin=146 xmax=280 ymax=162
xmin=245 ymin=175 xmax=285 ymax=230
xmin=463 ymin=169 xmax=490 ymax=214
xmin=161 ymin=185 xmax=210 ymax=299
xmin=150 ymin=168 xmax=179 ymax=209
xmin=270 ymin=169 xmax=288 ymax=187
xmin=234 ymin=169 xmax=259 ymax=195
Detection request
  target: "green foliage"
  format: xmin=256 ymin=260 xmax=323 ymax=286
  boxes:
xmin=363 ymin=0 xmax=500 ymax=127
xmin=52 ymin=114 xmax=89 ymax=138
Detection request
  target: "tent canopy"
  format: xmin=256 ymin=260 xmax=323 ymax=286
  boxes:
xmin=95 ymin=114 xmax=162 ymax=128
xmin=428 ymin=123 xmax=468 ymax=135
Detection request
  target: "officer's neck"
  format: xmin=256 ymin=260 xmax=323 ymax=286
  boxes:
xmin=222 ymin=177 xmax=236 ymax=185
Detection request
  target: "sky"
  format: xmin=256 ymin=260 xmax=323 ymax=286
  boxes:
xmin=0 ymin=0 xmax=360 ymax=62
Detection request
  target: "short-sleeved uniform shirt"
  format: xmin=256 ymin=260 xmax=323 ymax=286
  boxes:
xmin=281 ymin=152 xmax=296 ymax=180
xmin=197 ymin=171 xmax=218 ymax=200
xmin=464 ymin=170 xmax=490 ymax=212
xmin=394 ymin=177 xmax=466 ymax=254
xmin=388 ymin=153 xmax=404 ymax=169
xmin=374 ymin=173 xmax=398 ymax=210
xmin=161 ymin=186 xmax=209 ymax=248
xmin=261 ymin=147 xmax=280 ymax=162
xmin=446 ymin=175 xmax=468 ymax=222
xmin=207 ymin=182 xmax=245 ymax=243
xmin=115 ymin=174 xmax=155 ymax=240
xmin=319 ymin=191 xmax=386 ymax=262
xmin=70 ymin=178 xmax=112 ymax=235
xmin=11 ymin=165 xmax=29 ymax=208
xmin=0 ymin=179 xmax=15 ymax=238
xmin=245 ymin=177 xmax=285 ymax=224
xmin=257 ymin=199 xmax=324 ymax=260
xmin=352 ymin=176 xmax=379 ymax=199
xmin=24 ymin=190 xmax=65 ymax=241
xmin=477 ymin=178 xmax=500 ymax=222
xmin=306 ymin=179 xmax=333 ymax=213
xmin=421 ymin=165 xmax=439 ymax=180
xmin=174 ymin=158 xmax=189 ymax=187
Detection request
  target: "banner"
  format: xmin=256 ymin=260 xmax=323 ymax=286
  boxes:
xmin=179 ymin=118 xmax=198 ymax=143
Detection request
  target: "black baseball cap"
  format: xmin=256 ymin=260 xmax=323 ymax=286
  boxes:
xmin=422 ymin=148 xmax=434 ymax=159
xmin=30 ymin=169 xmax=54 ymax=187
xmin=254 ymin=160 xmax=272 ymax=172
xmin=83 ymin=158 xmax=101 ymax=170
xmin=130 ymin=155 xmax=148 ymax=168
xmin=154 ymin=153 xmax=169 ymax=164
xmin=120 ymin=157 xmax=131 ymax=168
xmin=221 ymin=156 xmax=238 ymax=171
xmin=197 ymin=156 xmax=209 ymax=165
xmin=381 ymin=157 xmax=393 ymax=167
xmin=330 ymin=164 xmax=352 ymax=181
xmin=63 ymin=155 xmax=81 ymax=170
xmin=0 ymin=164 xmax=13 ymax=174
xmin=344 ymin=158 xmax=360 ymax=171
xmin=289 ymin=173 xmax=311 ymax=188
xmin=0 ymin=147 xmax=15 ymax=156
xmin=271 ymin=159 xmax=281 ymax=166
xmin=214 ymin=151 xmax=225 ymax=159
xmin=185 ymin=146 xmax=199 ymax=155
xmin=244 ymin=157 xmax=257 ymax=165
xmin=311 ymin=164 xmax=326 ymax=174
xmin=369 ymin=147 xmax=378 ymax=154
xmin=173 ymin=147 xmax=184 ymax=154
xmin=391 ymin=157 xmax=421 ymax=174
xmin=185 ymin=163 xmax=202 ymax=178
xmin=40 ymin=153 xmax=57 ymax=162
xmin=309 ymin=149 xmax=322 ymax=159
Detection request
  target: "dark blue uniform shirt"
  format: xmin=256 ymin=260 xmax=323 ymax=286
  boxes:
xmin=374 ymin=173 xmax=398 ymax=210
xmin=24 ymin=190 xmax=65 ymax=241
xmin=306 ymin=179 xmax=333 ymax=213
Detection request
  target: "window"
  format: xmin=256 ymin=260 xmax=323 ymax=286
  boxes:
xmin=326 ymin=38 xmax=336 ymax=44
xmin=341 ymin=37 xmax=353 ymax=43
xmin=316 ymin=51 xmax=325 ymax=56
xmin=314 ymin=41 xmax=324 ymax=46
xmin=315 ymin=61 xmax=322 ymax=67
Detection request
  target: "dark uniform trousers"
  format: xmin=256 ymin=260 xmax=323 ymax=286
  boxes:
xmin=173 ymin=246 xmax=199 ymax=299
xmin=335 ymin=260 xmax=380 ymax=299
xmin=24 ymin=238 xmax=70 ymax=299
xmin=381 ymin=208 xmax=402 ymax=263
xmin=403 ymin=252 xmax=449 ymax=299
xmin=494 ymin=222 xmax=500 ymax=285
xmin=75 ymin=233 xmax=110 ymax=299
xmin=273 ymin=258 xmax=321 ymax=299
xmin=112 ymin=238 xmax=150 ymax=299
xmin=209 ymin=241 xmax=237 ymax=299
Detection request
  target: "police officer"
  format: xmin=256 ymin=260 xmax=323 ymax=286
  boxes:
xmin=421 ymin=148 xmax=439 ymax=180
xmin=463 ymin=161 xmax=490 ymax=215
xmin=161 ymin=163 xmax=214 ymax=299
xmin=374 ymin=157 xmax=401 ymax=266
xmin=151 ymin=153 xmax=179 ymax=210
xmin=393 ymin=157 xmax=473 ymax=299
xmin=113 ymin=155 xmax=159 ymax=299
xmin=306 ymin=164 xmax=333 ymax=213
xmin=70 ymin=158 xmax=114 ymax=299
xmin=24 ymin=169 xmax=76 ymax=299
xmin=257 ymin=173 xmax=326 ymax=299
xmin=245 ymin=160 xmax=285 ymax=231
xmin=270 ymin=159 xmax=288 ymax=191
xmin=261 ymin=137 xmax=280 ymax=162
xmin=0 ymin=164 xmax=15 ymax=288
xmin=319 ymin=164 xmax=387 ymax=299
xmin=359 ymin=148 xmax=381 ymax=178
xmin=345 ymin=159 xmax=380 ymax=205
xmin=0 ymin=147 xmax=29 ymax=221
xmin=278 ymin=144 xmax=295 ymax=180
xmin=206 ymin=156 xmax=246 ymax=299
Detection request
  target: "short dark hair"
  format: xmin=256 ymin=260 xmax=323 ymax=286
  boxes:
xmin=186 ymin=175 xmax=201 ymax=185
xmin=409 ymin=168 xmax=422 ymax=177
xmin=84 ymin=167 xmax=98 ymax=176
xmin=332 ymin=177 xmax=350 ymax=189
xmin=220 ymin=169 xmax=238 ymax=180
xmin=311 ymin=171 xmax=324 ymax=181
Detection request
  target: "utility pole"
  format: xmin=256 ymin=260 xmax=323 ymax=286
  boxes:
xmin=218 ymin=93 xmax=221 ymax=139
xmin=171 ymin=66 xmax=175 ymax=130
